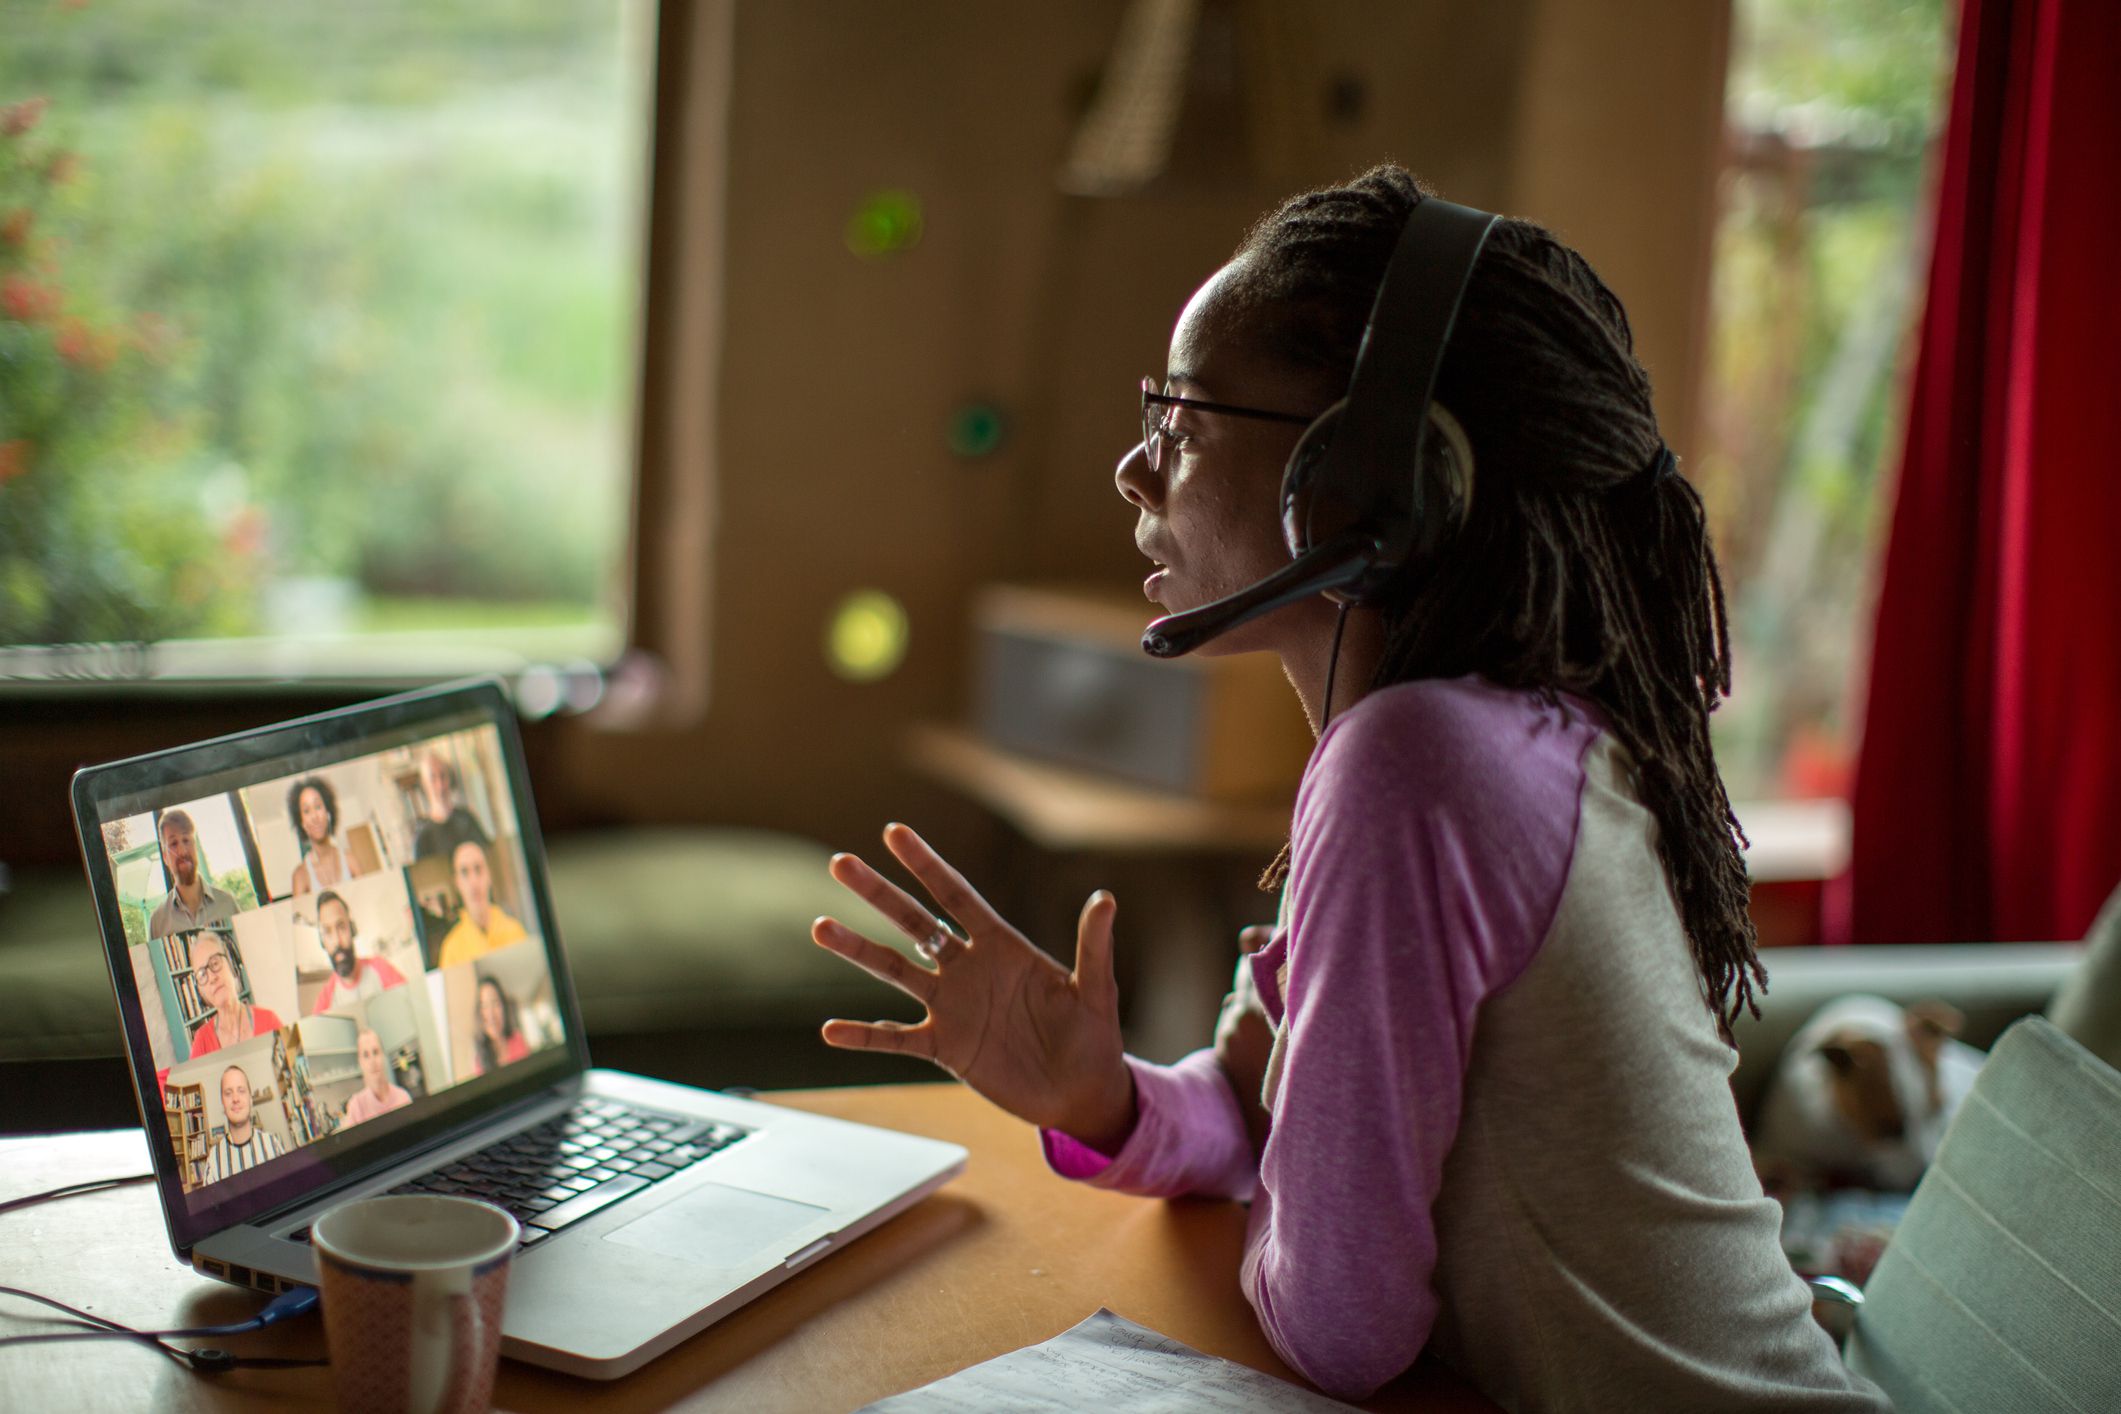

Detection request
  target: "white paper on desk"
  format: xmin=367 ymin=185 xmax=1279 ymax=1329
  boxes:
xmin=855 ymin=1307 xmax=1359 ymax=1412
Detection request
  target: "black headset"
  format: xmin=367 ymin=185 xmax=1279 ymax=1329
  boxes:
xmin=1141 ymin=196 xmax=1498 ymax=659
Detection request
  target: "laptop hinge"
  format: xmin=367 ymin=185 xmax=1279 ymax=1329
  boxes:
xmin=243 ymin=1076 xmax=585 ymax=1231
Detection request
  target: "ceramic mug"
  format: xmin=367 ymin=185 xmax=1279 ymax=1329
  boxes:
xmin=312 ymin=1194 xmax=518 ymax=1414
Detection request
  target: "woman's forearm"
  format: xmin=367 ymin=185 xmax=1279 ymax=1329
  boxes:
xmin=1042 ymin=1049 xmax=1259 ymax=1201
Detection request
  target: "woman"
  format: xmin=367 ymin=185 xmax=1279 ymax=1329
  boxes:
xmin=186 ymin=929 xmax=283 ymax=1058
xmin=472 ymin=975 xmax=530 ymax=1075
xmin=285 ymin=776 xmax=346 ymax=896
xmin=812 ymin=168 xmax=1885 ymax=1409
xmin=341 ymin=1026 xmax=413 ymax=1125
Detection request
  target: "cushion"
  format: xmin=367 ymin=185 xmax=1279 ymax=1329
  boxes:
xmin=0 ymin=869 xmax=124 ymax=1062
xmin=2047 ymin=876 xmax=2121 ymax=1072
xmin=1845 ymin=1017 xmax=2121 ymax=1411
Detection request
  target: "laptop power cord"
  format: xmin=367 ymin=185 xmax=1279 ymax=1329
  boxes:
xmin=0 ymin=1173 xmax=328 ymax=1373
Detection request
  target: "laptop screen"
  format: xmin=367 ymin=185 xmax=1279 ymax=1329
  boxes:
xmin=74 ymin=683 xmax=583 ymax=1243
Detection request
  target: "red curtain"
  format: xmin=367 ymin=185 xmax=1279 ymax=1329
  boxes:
xmin=1836 ymin=0 xmax=2121 ymax=945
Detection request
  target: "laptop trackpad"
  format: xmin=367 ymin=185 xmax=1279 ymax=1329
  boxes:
xmin=603 ymin=1183 xmax=828 ymax=1270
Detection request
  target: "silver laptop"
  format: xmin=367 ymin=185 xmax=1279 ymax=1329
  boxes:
xmin=71 ymin=677 xmax=965 ymax=1379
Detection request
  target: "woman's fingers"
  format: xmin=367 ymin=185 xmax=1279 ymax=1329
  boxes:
xmin=811 ymin=916 xmax=937 ymax=1002
xmin=820 ymin=1017 xmax=938 ymax=1060
xmin=828 ymin=851 xmax=959 ymax=951
xmin=1238 ymin=925 xmax=1274 ymax=955
xmin=1072 ymin=890 xmax=1118 ymax=1010
xmin=881 ymin=823 xmax=1008 ymax=936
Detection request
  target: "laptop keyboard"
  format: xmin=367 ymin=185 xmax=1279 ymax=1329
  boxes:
xmin=296 ymin=1097 xmax=752 ymax=1250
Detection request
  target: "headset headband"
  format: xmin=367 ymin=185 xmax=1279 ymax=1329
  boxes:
xmin=1310 ymin=196 xmax=1496 ymax=573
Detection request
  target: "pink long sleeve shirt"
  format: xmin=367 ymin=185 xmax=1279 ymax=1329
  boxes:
xmin=1043 ymin=677 xmax=1882 ymax=1412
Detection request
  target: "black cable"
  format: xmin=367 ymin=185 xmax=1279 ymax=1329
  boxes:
xmin=0 ymin=1172 xmax=154 ymax=1218
xmin=1 ymin=1283 xmax=320 ymax=1341
xmin=0 ymin=1176 xmax=328 ymax=1372
xmin=0 ymin=1286 xmax=130 ymax=1331
xmin=0 ymin=1287 xmax=191 ymax=1369
xmin=0 ymin=1285 xmax=327 ymax=1370
xmin=1320 ymin=601 xmax=1352 ymax=733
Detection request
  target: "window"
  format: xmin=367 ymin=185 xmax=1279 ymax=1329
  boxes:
xmin=1700 ymin=0 xmax=1955 ymax=806
xmin=0 ymin=1 xmax=653 ymax=681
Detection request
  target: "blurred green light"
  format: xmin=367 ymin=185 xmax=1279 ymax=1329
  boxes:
xmin=947 ymin=402 xmax=1007 ymax=458
xmin=845 ymin=189 xmax=924 ymax=258
xmin=826 ymin=589 xmax=910 ymax=682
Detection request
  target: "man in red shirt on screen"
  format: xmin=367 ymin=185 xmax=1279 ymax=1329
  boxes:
xmin=311 ymin=890 xmax=407 ymax=1014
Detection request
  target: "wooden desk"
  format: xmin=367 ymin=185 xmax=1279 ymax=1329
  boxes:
xmin=1 ymin=1084 xmax=1493 ymax=1412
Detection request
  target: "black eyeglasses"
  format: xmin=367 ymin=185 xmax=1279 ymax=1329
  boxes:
xmin=1140 ymin=378 xmax=1315 ymax=472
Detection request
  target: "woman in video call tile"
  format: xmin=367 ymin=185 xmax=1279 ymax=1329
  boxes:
xmin=473 ymin=976 xmax=531 ymax=1075
xmin=342 ymin=1027 xmax=413 ymax=1125
xmin=187 ymin=929 xmax=284 ymax=1058
xmin=436 ymin=839 xmax=526 ymax=968
xmin=286 ymin=775 xmax=348 ymax=896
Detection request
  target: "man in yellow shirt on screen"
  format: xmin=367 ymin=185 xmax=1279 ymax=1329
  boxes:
xmin=435 ymin=838 xmax=528 ymax=968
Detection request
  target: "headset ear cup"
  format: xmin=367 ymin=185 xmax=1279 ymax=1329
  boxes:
xmin=1417 ymin=401 xmax=1475 ymax=558
xmin=1280 ymin=399 xmax=1349 ymax=555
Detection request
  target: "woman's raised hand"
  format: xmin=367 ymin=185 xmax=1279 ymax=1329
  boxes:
xmin=812 ymin=823 xmax=1137 ymax=1153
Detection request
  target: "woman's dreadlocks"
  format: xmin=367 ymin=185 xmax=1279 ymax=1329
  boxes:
xmin=1230 ymin=165 xmax=1764 ymax=1032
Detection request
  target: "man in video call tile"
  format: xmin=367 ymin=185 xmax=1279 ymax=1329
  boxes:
xmin=437 ymin=838 xmax=527 ymax=968
xmin=311 ymin=890 xmax=407 ymax=1013
xmin=412 ymin=751 xmax=491 ymax=864
xmin=342 ymin=1027 xmax=413 ymax=1125
xmin=148 ymin=809 xmax=239 ymax=938
xmin=204 ymin=1064 xmax=286 ymax=1184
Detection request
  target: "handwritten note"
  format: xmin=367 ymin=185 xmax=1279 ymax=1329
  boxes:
xmin=856 ymin=1308 xmax=1359 ymax=1412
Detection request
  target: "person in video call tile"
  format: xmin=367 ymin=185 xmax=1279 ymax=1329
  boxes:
xmin=310 ymin=890 xmax=407 ymax=1013
xmin=148 ymin=808 xmax=239 ymax=939
xmin=186 ymin=929 xmax=284 ymax=1058
xmin=204 ymin=1064 xmax=286 ymax=1184
xmin=286 ymin=775 xmax=348 ymax=896
xmin=436 ymin=839 xmax=527 ymax=968
xmin=412 ymin=752 xmax=490 ymax=864
xmin=342 ymin=1027 xmax=413 ymax=1126
xmin=473 ymin=976 xmax=532 ymax=1075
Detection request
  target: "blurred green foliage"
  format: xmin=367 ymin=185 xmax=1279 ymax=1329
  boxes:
xmin=213 ymin=866 xmax=259 ymax=915
xmin=0 ymin=0 xmax=644 ymax=649
xmin=1729 ymin=0 xmax=1953 ymax=148
xmin=1703 ymin=0 xmax=1953 ymax=801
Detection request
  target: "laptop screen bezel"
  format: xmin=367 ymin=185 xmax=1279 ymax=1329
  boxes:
xmin=70 ymin=677 xmax=593 ymax=1256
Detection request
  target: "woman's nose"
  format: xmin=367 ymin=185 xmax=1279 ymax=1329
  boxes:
xmin=1115 ymin=439 xmax=1162 ymax=511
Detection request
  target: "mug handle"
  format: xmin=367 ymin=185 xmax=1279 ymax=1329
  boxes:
xmin=436 ymin=1290 xmax=485 ymax=1414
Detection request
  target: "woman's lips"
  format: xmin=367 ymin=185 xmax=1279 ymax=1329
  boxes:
xmin=1144 ymin=566 xmax=1168 ymax=601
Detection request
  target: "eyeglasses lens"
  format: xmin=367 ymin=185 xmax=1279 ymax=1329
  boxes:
xmin=1139 ymin=378 xmax=1166 ymax=471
